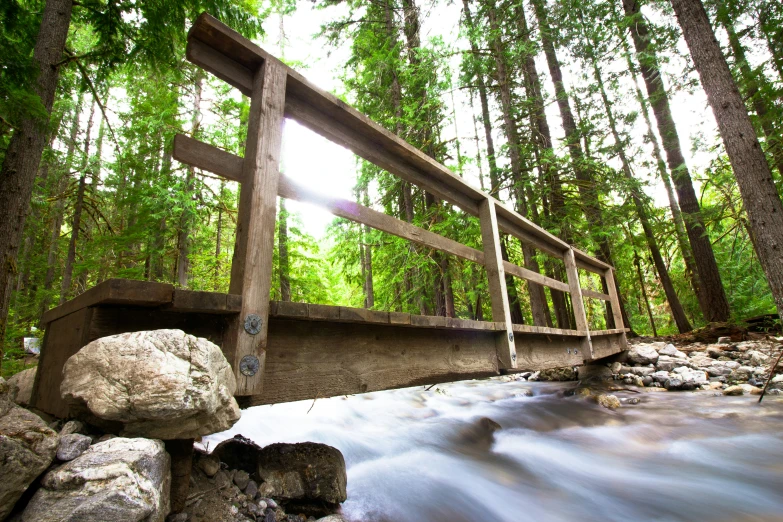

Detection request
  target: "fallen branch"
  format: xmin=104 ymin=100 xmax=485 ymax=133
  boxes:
xmin=758 ymin=346 xmax=783 ymax=404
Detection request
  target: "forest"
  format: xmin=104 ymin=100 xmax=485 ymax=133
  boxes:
xmin=2 ymin=0 xmax=783 ymax=376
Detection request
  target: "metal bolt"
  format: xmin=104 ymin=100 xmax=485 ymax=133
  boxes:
xmin=239 ymin=355 xmax=260 ymax=376
xmin=567 ymin=348 xmax=571 ymax=354
xmin=508 ymin=332 xmax=514 ymax=343
xmin=244 ymin=314 xmax=262 ymax=335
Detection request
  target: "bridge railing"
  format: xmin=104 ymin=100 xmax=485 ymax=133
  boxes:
xmin=173 ymin=13 xmax=627 ymax=394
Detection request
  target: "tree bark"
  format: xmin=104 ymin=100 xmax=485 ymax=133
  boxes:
xmin=615 ymin=13 xmax=699 ymax=296
xmin=670 ymin=0 xmax=783 ymax=321
xmin=633 ymin=247 xmax=657 ymax=336
xmin=718 ymin=12 xmax=783 ymax=178
xmin=622 ymin=0 xmax=731 ymax=323
xmin=0 ymin=0 xmax=73 ymax=355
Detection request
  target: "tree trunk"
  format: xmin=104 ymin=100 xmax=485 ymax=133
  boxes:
xmin=622 ymin=0 xmax=730 ymax=323
xmin=670 ymin=0 xmax=783 ymax=321
xmin=584 ymin=18 xmax=692 ymax=333
xmin=633 ymin=248 xmax=657 ymax=336
xmin=0 ymin=0 xmax=73 ymax=354
xmin=278 ymin=199 xmax=291 ymax=302
xmin=60 ymin=98 xmax=95 ymax=304
xmin=151 ymin=148 xmax=171 ymax=282
xmin=615 ymin=14 xmax=699 ymax=297
xmin=533 ymin=0 xmax=633 ymax=330
xmin=176 ymin=71 xmax=203 ymax=288
xmin=718 ymin=13 xmax=783 ymax=178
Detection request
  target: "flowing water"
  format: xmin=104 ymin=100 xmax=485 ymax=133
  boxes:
xmin=205 ymin=378 xmax=783 ymax=522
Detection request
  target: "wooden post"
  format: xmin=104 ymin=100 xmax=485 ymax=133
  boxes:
xmin=564 ymin=247 xmax=593 ymax=359
xmin=478 ymin=199 xmax=517 ymax=369
xmin=224 ymin=58 xmax=287 ymax=395
xmin=603 ymin=267 xmax=628 ymax=346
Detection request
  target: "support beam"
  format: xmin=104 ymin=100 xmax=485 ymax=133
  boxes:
xmin=564 ymin=248 xmax=593 ymax=359
xmin=479 ymin=199 xmax=517 ymax=369
xmin=223 ymin=59 xmax=287 ymax=395
xmin=603 ymin=267 xmax=628 ymax=347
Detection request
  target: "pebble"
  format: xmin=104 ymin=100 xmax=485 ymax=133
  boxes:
xmin=56 ymin=433 xmax=92 ymax=461
xmin=59 ymin=420 xmax=86 ymax=436
xmin=245 ymin=479 xmax=258 ymax=499
xmin=597 ymin=394 xmax=620 ymax=410
xmin=234 ymin=469 xmax=250 ymax=490
xmin=724 ymin=385 xmax=745 ymax=396
xmin=197 ymin=453 xmax=220 ymax=478
xmin=167 ymin=513 xmax=188 ymax=522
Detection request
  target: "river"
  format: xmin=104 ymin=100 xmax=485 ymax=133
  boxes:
xmin=205 ymin=378 xmax=783 ymax=522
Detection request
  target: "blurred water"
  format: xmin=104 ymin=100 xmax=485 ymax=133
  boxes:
xmin=205 ymin=379 xmax=783 ymax=522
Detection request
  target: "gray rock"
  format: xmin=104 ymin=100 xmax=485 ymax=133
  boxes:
xmin=234 ymin=469 xmax=250 ymax=490
xmin=723 ymin=361 xmax=740 ymax=370
xmin=724 ymin=385 xmax=745 ymax=396
xmin=717 ymin=337 xmax=732 ymax=344
xmin=749 ymin=350 xmax=770 ymax=366
xmin=706 ymin=346 xmax=724 ymax=359
xmin=7 ymin=367 xmax=36 ymax=407
xmin=167 ymin=514 xmax=188 ymax=522
xmin=61 ymin=329 xmax=240 ymax=440
xmin=0 ymin=378 xmax=60 ymax=521
xmin=257 ymin=442 xmax=347 ymax=504
xmin=59 ymin=420 xmax=86 ymax=436
xmin=316 ymin=516 xmax=346 ymax=522
xmin=630 ymin=367 xmax=655 ymax=377
xmin=577 ymin=365 xmax=613 ymax=382
xmin=627 ymin=344 xmax=659 ymax=365
xmin=642 ymin=376 xmax=653 ymax=387
xmin=656 ymin=355 xmax=689 ymax=372
xmin=196 ymin=452 xmax=220 ymax=477
xmin=22 ymin=437 xmax=170 ymax=522
xmin=730 ymin=368 xmax=751 ymax=382
xmin=659 ymin=344 xmax=687 ymax=358
xmin=689 ymin=355 xmax=714 ymax=368
xmin=652 ymin=371 xmax=671 ymax=383
xmin=56 ymin=433 xmax=92 ymax=461
xmin=245 ymin=479 xmax=258 ymax=499
xmin=707 ymin=365 xmax=732 ymax=377
xmin=664 ymin=378 xmax=684 ymax=390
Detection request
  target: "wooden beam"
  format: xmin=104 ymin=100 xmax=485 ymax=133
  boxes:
xmin=564 ymin=248 xmax=593 ymax=359
xmin=581 ymin=288 xmax=611 ymax=301
xmin=502 ymin=261 xmax=570 ymax=293
xmin=223 ymin=59 xmax=287 ymax=396
xmin=478 ymin=199 xmax=517 ymax=369
xmin=187 ymin=37 xmax=253 ymax=96
xmin=173 ymin=134 xmax=245 ymax=183
xmin=603 ymin=267 xmax=627 ymax=349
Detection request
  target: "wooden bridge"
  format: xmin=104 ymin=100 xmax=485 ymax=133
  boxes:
xmin=30 ymin=14 xmax=628 ymax=418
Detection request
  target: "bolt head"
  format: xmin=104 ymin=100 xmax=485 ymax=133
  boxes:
xmin=244 ymin=314 xmax=262 ymax=335
xmin=239 ymin=355 xmax=260 ymax=376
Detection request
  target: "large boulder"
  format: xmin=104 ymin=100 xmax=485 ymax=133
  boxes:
xmin=7 ymin=367 xmax=36 ymax=407
xmin=61 ymin=329 xmax=240 ymax=439
xmin=627 ymin=344 xmax=659 ymax=365
xmin=0 ymin=377 xmax=59 ymax=521
xmin=21 ymin=437 xmax=170 ymax=522
xmin=257 ymin=442 xmax=347 ymax=505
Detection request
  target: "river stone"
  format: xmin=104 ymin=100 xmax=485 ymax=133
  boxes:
xmin=652 ymin=371 xmax=670 ymax=383
xmin=707 ymin=365 xmax=732 ymax=377
xmin=627 ymin=344 xmax=659 ymax=365
xmin=659 ymin=344 xmax=687 ymax=358
xmin=257 ymin=442 xmax=347 ymax=504
xmin=22 ymin=437 xmax=170 ymax=522
xmin=724 ymin=385 xmax=745 ymax=396
xmin=60 ymin=420 xmax=86 ymax=436
xmin=748 ymin=350 xmax=770 ymax=366
xmin=730 ymin=368 xmax=751 ymax=382
xmin=56 ymin=433 xmax=92 ymax=461
xmin=689 ymin=354 xmax=714 ymax=368
xmin=7 ymin=367 xmax=36 ymax=407
xmin=630 ymin=367 xmax=655 ymax=377
xmin=196 ymin=451 xmax=220 ymax=477
xmin=61 ymin=329 xmax=240 ymax=439
xmin=596 ymin=394 xmax=620 ymax=410
xmin=0 ymin=377 xmax=60 ymax=521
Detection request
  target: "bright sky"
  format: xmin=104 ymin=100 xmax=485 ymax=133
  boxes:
xmin=245 ymin=1 xmax=726 ymax=239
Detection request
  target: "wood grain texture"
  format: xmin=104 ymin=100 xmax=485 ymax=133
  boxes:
xmin=564 ymin=248 xmax=594 ymax=359
xmin=602 ymin=267 xmax=628 ymax=353
xmin=173 ymin=134 xmax=245 ymax=183
xmin=590 ymin=333 xmax=627 ymax=360
xmin=30 ymin=307 xmax=94 ymax=418
xmin=170 ymin=289 xmax=241 ymax=314
xmin=514 ymin=333 xmax=585 ymax=370
xmin=224 ymin=59 xmax=287 ymax=395
xmin=581 ymin=288 xmax=611 ymax=301
xmin=248 ymin=319 xmax=500 ymax=406
xmin=41 ymin=279 xmax=173 ymax=325
xmin=479 ymin=199 xmax=517 ymax=369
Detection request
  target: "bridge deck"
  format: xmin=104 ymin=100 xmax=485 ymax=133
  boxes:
xmin=31 ymin=279 xmax=627 ymax=417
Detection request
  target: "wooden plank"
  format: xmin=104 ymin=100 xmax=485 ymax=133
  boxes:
xmin=187 ymin=37 xmax=253 ymax=96
xmin=514 ymin=333 xmax=585 ymax=370
xmin=30 ymin=307 xmax=94 ymax=418
xmin=478 ymin=199 xmax=517 ymax=369
xmin=248 ymin=319 xmax=500 ymax=405
xmin=493 ymin=200 xmax=570 ymax=254
xmin=502 ymin=260 xmax=570 ymax=293
xmin=339 ymin=306 xmax=389 ymax=324
xmin=573 ymin=247 xmax=612 ymax=273
xmin=307 ymin=303 xmax=341 ymax=321
xmin=564 ymin=248 xmax=593 ymax=359
xmin=603 ymin=267 xmax=628 ymax=352
xmin=389 ymin=312 xmax=411 ymax=325
xmin=511 ymin=324 xmax=584 ymax=337
xmin=173 ymin=134 xmax=245 ymax=183
xmin=276 ymin=301 xmax=308 ymax=318
xmin=581 ymin=288 xmax=611 ymax=301
xmin=590 ymin=328 xmax=630 ymax=336
xmin=169 ymin=289 xmax=240 ymax=314
xmin=223 ymin=58 xmax=288 ymax=396
xmin=410 ymin=314 xmax=448 ymax=328
xmin=41 ymin=279 xmax=174 ymax=325
xmin=590 ymin=333 xmax=627 ymax=360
